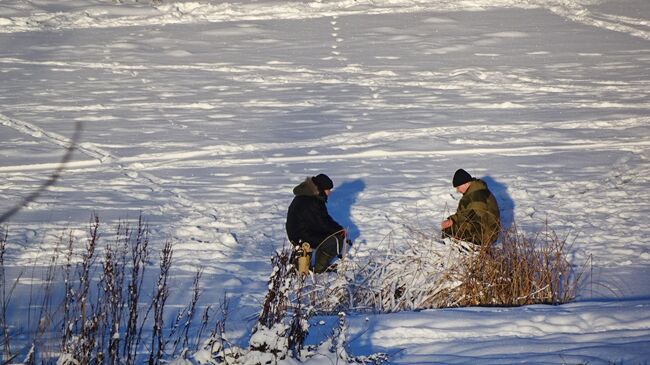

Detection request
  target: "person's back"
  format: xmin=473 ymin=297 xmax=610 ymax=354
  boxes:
xmin=286 ymin=178 xmax=338 ymax=246
xmin=456 ymin=178 xmax=500 ymax=244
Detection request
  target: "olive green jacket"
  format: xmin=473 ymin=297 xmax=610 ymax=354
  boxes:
xmin=445 ymin=179 xmax=501 ymax=245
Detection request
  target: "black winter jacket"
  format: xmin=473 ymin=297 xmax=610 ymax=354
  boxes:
xmin=286 ymin=177 xmax=343 ymax=248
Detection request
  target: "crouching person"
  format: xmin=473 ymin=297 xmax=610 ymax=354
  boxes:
xmin=441 ymin=169 xmax=501 ymax=247
xmin=286 ymin=174 xmax=346 ymax=273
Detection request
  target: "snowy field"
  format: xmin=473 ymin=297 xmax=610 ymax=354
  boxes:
xmin=1 ymin=0 xmax=650 ymax=363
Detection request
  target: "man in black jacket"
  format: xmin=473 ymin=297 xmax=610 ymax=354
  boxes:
xmin=286 ymin=174 xmax=345 ymax=273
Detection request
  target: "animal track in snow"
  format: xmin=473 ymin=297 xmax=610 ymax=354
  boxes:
xmin=325 ymin=17 xmax=347 ymax=62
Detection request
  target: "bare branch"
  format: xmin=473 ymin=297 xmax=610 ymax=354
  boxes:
xmin=0 ymin=121 xmax=83 ymax=224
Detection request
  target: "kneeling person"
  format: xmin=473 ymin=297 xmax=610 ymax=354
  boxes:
xmin=441 ymin=169 xmax=501 ymax=246
xmin=286 ymin=174 xmax=345 ymax=273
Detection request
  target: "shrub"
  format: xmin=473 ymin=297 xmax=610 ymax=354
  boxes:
xmin=452 ymin=224 xmax=579 ymax=307
xmin=0 ymin=215 xmax=208 ymax=365
xmin=308 ymin=222 xmax=580 ymax=313
xmin=1 ymin=218 xmax=388 ymax=365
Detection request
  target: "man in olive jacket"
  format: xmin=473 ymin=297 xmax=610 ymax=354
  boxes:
xmin=441 ymin=169 xmax=501 ymax=246
xmin=286 ymin=174 xmax=345 ymax=273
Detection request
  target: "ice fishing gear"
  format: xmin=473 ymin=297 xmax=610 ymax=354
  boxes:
xmin=297 ymin=242 xmax=312 ymax=275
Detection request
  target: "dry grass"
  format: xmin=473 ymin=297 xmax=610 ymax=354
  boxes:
xmin=0 ymin=216 xmax=218 ymax=365
xmin=452 ymin=224 xmax=579 ymax=307
xmin=309 ymin=222 xmax=581 ymax=313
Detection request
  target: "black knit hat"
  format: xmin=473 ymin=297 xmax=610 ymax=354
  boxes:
xmin=312 ymin=174 xmax=334 ymax=191
xmin=452 ymin=169 xmax=473 ymax=187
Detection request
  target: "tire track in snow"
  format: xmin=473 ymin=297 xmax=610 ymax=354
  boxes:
xmin=0 ymin=113 xmax=219 ymax=224
xmin=0 ymin=114 xmax=113 ymax=162
xmin=0 ymin=113 xmax=152 ymax=191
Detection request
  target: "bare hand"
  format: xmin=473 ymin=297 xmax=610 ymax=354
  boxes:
xmin=441 ymin=219 xmax=453 ymax=230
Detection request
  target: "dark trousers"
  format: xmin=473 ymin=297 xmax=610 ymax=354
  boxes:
xmin=313 ymin=235 xmax=342 ymax=273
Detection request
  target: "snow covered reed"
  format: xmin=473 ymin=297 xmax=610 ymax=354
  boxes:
xmin=1 ymin=227 xmax=14 ymax=364
xmin=0 ymin=219 xmax=389 ymax=365
xmin=308 ymin=223 xmax=579 ymax=313
xmin=181 ymin=248 xmax=388 ymax=365
xmin=0 ymin=216 xmax=215 ymax=365
xmin=304 ymin=229 xmax=466 ymax=313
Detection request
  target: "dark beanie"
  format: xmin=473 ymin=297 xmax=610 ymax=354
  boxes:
xmin=452 ymin=169 xmax=473 ymax=187
xmin=312 ymin=174 xmax=334 ymax=191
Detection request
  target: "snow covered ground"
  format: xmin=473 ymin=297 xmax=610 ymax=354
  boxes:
xmin=1 ymin=0 xmax=649 ymax=363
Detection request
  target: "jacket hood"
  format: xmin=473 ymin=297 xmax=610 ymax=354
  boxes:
xmin=293 ymin=177 xmax=320 ymax=197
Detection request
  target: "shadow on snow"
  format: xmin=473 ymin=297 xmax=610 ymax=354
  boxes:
xmin=328 ymin=179 xmax=366 ymax=242
xmin=481 ymin=175 xmax=515 ymax=233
